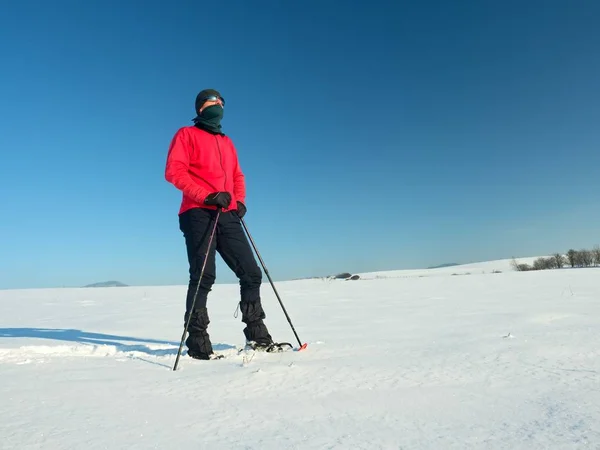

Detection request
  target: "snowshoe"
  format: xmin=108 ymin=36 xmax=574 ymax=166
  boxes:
xmin=245 ymin=341 xmax=293 ymax=353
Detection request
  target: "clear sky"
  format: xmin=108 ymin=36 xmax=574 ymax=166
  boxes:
xmin=1 ymin=0 xmax=599 ymax=289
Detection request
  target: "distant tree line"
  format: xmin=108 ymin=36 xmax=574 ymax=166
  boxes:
xmin=511 ymin=246 xmax=600 ymax=272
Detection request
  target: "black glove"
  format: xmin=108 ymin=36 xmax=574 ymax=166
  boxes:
xmin=204 ymin=192 xmax=231 ymax=209
xmin=236 ymin=201 xmax=247 ymax=218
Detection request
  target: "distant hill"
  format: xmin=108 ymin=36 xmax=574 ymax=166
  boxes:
xmin=84 ymin=281 xmax=128 ymax=288
xmin=427 ymin=263 xmax=459 ymax=269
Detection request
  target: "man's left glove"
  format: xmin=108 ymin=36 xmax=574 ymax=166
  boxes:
xmin=236 ymin=201 xmax=247 ymax=219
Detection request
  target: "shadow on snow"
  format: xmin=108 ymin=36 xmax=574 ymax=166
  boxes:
xmin=0 ymin=328 xmax=236 ymax=357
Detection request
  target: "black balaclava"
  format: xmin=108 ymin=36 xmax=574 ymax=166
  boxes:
xmin=192 ymin=89 xmax=225 ymax=135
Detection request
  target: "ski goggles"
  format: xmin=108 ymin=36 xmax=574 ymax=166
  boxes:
xmin=201 ymin=95 xmax=225 ymax=106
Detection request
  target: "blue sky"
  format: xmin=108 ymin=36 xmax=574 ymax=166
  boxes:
xmin=1 ymin=0 xmax=599 ymax=289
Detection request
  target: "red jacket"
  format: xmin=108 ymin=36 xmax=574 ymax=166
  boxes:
xmin=165 ymin=126 xmax=245 ymax=214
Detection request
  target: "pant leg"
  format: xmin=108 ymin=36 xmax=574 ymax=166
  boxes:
xmin=216 ymin=212 xmax=273 ymax=345
xmin=179 ymin=208 xmax=218 ymax=356
xmin=179 ymin=208 xmax=218 ymax=314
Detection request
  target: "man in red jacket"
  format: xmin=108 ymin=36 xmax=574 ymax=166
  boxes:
xmin=165 ymin=89 xmax=274 ymax=360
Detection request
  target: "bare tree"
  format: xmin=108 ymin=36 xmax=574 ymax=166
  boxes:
xmin=593 ymin=246 xmax=600 ymax=266
xmin=510 ymin=258 xmax=519 ymax=271
xmin=511 ymin=258 xmax=532 ymax=271
xmin=533 ymin=257 xmax=555 ymax=270
xmin=545 ymin=257 xmax=558 ymax=269
xmin=578 ymin=249 xmax=594 ymax=267
xmin=553 ymin=253 xmax=566 ymax=269
xmin=567 ymin=249 xmax=577 ymax=268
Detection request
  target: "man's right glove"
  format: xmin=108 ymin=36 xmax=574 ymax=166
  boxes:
xmin=236 ymin=201 xmax=247 ymax=219
xmin=205 ymin=192 xmax=232 ymax=209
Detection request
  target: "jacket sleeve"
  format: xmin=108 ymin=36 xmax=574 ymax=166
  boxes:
xmin=232 ymin=144 xmax=246 ymax=204
xmin=165 ymin=129 xmax=210 ymax=204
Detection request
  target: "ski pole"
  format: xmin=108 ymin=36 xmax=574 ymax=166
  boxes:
xmin=239 ymin=216 xmax=307 ymax=351
xmin=173 ymin=208 xmax=221 ymax=371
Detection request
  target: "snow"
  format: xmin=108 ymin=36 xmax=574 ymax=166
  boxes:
xmin=1 ymin=259 xmax=599 ymax=449
xmin=358 ymin=256 xmax=541 ymax=279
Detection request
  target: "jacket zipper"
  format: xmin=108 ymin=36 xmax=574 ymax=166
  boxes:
xmin=215 ymin=136 xmax=227 ymax=194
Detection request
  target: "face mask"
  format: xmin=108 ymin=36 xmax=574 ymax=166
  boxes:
xmin=193 ymin=104 xmax=225 ymax=134
xmin=200 ymin=104 xmax=224 ymax=121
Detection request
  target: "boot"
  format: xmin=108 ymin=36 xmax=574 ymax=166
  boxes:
xmin=185 ymin=307 xmax=215 ymax=360
xmin=240 ymin=301 xmax=273 ymax=346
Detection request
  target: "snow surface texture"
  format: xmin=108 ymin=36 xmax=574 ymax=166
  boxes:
xmin=1 ymin=258 xmax=599 ymax=449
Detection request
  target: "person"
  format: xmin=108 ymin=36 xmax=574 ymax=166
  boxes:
xmin=165 ymin=89 xmax=276 ymax=360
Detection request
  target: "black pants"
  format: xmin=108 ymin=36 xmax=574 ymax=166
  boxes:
xmin=179 ymin=207 xmax=262 ymax=311
xmin=179 ymin=207 xmax=272 ymax=351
